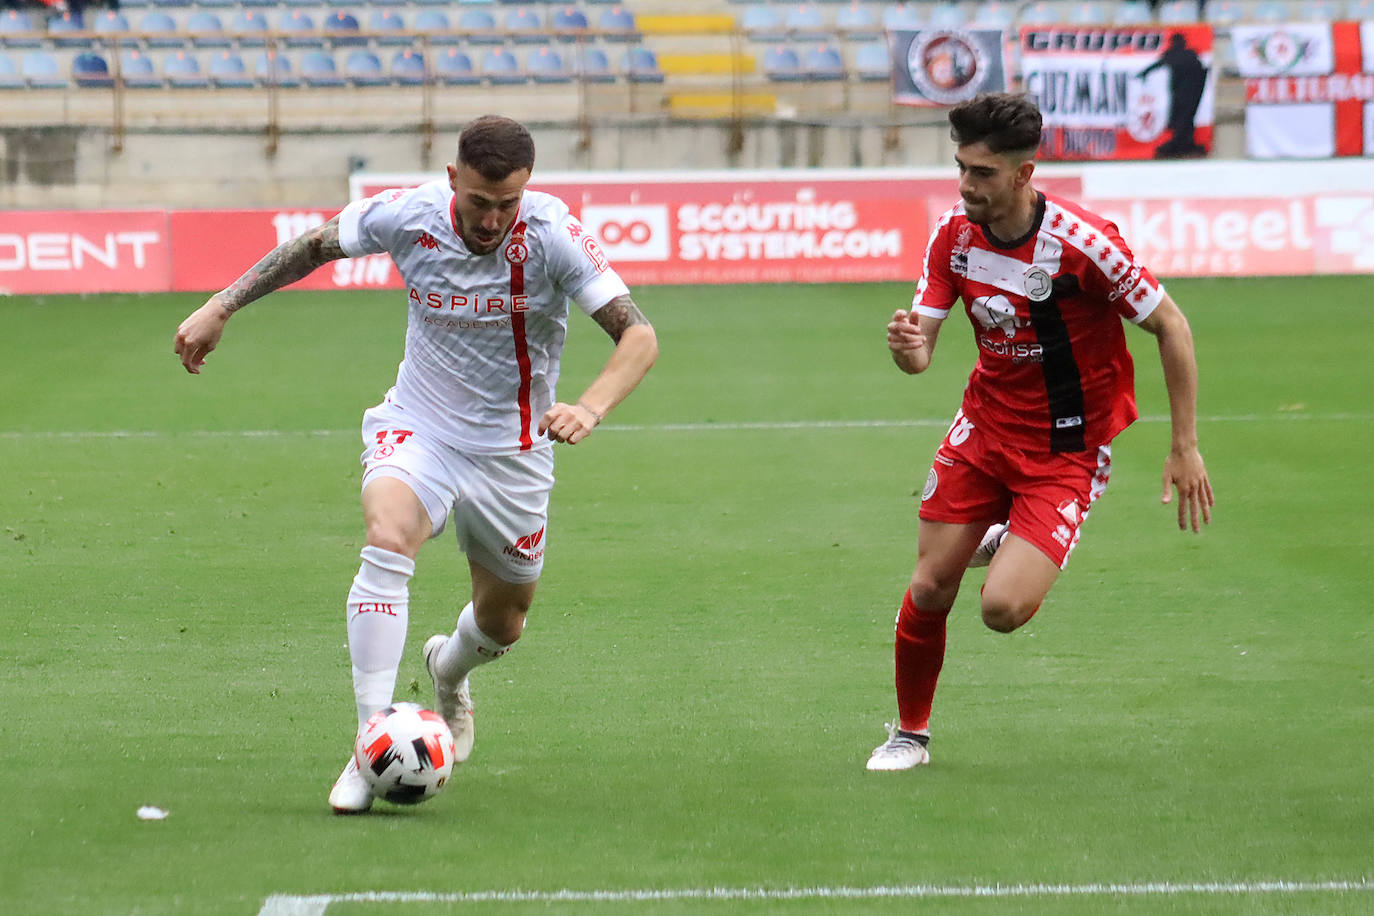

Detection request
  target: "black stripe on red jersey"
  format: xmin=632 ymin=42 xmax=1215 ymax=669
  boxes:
xmin=1030 ymin=273 xmax=1087 ymax=453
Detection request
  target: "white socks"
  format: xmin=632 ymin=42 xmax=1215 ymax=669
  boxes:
xmin=435 ymin=602 xmax=511 ymax=687
xmin=345 ymin=545 xmax=415 ymax=729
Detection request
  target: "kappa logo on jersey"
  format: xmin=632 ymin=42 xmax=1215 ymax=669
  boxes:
xmin=1108 ymin=264 xmax=1144 ymax=302
xmin=415 ymin=232 xmax=441 ymax=250
xmin=503 ymin=525 xmax=546 ymax=563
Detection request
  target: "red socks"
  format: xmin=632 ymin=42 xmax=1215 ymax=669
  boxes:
xmin=894 ymin=589 xmax=949 ymax=733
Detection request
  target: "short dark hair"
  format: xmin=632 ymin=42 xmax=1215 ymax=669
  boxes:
xmin=458 ymin=115 xmax=536 ymax=181
xmin=948 ymin=93 xmax=1042 ymax=157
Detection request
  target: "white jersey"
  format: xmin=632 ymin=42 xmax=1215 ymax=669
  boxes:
xmin=337 ymin=180 xmax=630 ymax=455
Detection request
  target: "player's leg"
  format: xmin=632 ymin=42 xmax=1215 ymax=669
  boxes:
xmin=979 ymin=535 xmax=1060 ymax=632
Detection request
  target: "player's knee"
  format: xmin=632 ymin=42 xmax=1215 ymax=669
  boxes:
xmin=364 ymin=525 xmax=414 ymax=558
xmin=908 ymin=572 xmax=960 ymax=610
xmin=979 ymin=594 xmax=1036 ymax=633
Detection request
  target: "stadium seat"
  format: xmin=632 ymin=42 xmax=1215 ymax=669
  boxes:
xmin=0 ymin=10 xmax=43 ymax=48
xmin=1250 ymin=0 xmax=1291 ymax=19
xmin=138 ymin=12 xmax=184 ymax=49
xmin=414 ymin=10 xmax=460 ymax=45
xmin=1201 ymin=0 xmax=1243 ymax=21
xmin=283 ymin=0 xmax=317 ymax=7
xmin=480 ymin=47 xmax=524 ymax=83
xmin=1301 ymin=0 xmax=1341 ymax=19
xmin=783 ymin=4 xmax=829 ymax=41
xmin=72 ymin=51 xmax=114 ymax=87
xmin=1349 ymin=0 xmax=1374 ymax=19
xmin=1156 ymin=0 xmax=1200 ymax=23
xmin=1112 ymin=1 xmax=1153 ymax=24
xmin=550 ymin=7 xmax=590 ymax=41
xmin=230 ymin=10 xmax=270 ymax=48
xmin=853 ymin=41 xmax=889 ymax=82
xmin=325 ymin=12 xmax=365 ymax=47
xmin=370 ymin=0 xmax=408 ymax=8
xmin=881 ymin=4 xmax=924 ymax=31
xmin=22 ymin=50 xmax=65 ymax=88
xmin=92 ymin=11 xmax=135 ymax=47
xmin=209 ymin=50 xmax=254 ymax=88
xmin=369 ymin=11 xmax=410 ymax=47
xmin=623 ymin=46 xmax=664 ymax=82
xmin=255 ymin=50 xmax=300 ymax=87
xmin=598 ymin=6 xmax=640 ymax=42
xmin=971 ymin=2 xmax=1016 ymax=28
xmin=344 ymin=50 xmax=388 ymax=86
xmin=196 ymin=0 xmax=234 ymax=10
xmin=834 ymin=4 xmax=880 ymax=39
xmin=164 ymin=51 xmax=210 ymax=88
xmin=0 ymin=54 xmax=22 ymax=89
xmin=433 ymin=48 xmax=479 ymax=85
xmin=504 ymin=7 xmax=545 ymax=44
xmin=187 ymin=12 xmax=232 ymax=49
xmin=48 ymin=12 xmax=90 ymax=49
xmin=804 ymin=43 xmax=845 ymax=81
xmin=1067 ymin=2 xmax=1112 ymax=24
xmin=300 ymin=50 xmax=346 ymax=86
xmin=576 ymin=45 xmax=615 ymax=82
xmin=239 ymin=0 xmax=276 ymax=9
xmin=528 ymin=44 xmax=571 ymax=82
xmin=391 ymin=49 xmax=426 ymax=86
xmin=459 ymin=8 xmax=501 ymax=44
xmin=762 ymin=44 xmax=804 ymax=81
xmin=280 ymin=11 xmax=324 ymax=48
xmin=926 ymin=2 xmax=965 ymax=28
xmin=118 ymin=0 xmax=151 ymax=10
xmin=741 ymin=5 xmax=785 ymax=42
xmin=119 ymin=49 xmax=162 ymax=88
xmin=151 ymin=0 xmax=191 ymax=8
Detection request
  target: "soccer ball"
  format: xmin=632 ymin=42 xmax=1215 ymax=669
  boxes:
xmin=354 ymin=702 xmax=456 ymax=805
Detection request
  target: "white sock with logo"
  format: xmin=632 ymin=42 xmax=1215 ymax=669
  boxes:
xmin=434 ymin=602 xmax=511 ymax=687
xmin=346 ymin=545 xmax=414 ymax=730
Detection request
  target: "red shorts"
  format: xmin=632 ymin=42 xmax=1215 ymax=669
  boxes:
xmin=918 ymin=410 xmax=1113 ymax=569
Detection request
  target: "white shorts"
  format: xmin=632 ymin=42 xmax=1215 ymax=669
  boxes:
xmin=360 ymin=402 xmax=554 ymax=584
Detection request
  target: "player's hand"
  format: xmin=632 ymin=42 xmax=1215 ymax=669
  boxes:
xmin=539 ymin=402 xmax=600 ymax=445
xmin=1161 ymin=446 xmax=1214 ymax=532
xmin=887 ymin=309 xmax=930 ymax=374
xmin=174 ymin=298 xmax=231 ymax=374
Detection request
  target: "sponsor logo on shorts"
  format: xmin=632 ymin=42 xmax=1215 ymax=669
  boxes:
xmin=503 ymin=525 xmax=546 ymax=563
xmin=922 ymin=468 xmax=938 ymax=501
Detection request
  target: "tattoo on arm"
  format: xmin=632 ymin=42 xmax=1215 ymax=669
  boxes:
xmin=591 ymin=295 xmax=650 ymax=343
xmin=219 ymin=217 xmax=346 ymax=313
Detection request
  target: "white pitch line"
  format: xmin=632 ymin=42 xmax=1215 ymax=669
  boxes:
xmin=258 ymin=879 xmax=1373 ymax=915
xmin=3 ymin=413 xmax=1372 ymax=442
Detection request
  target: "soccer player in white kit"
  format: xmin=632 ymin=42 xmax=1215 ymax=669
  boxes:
xmin=173 ymin=116 xmax=658 ymax=812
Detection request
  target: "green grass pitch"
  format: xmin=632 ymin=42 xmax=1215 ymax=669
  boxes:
xmin=1 ymin=277 xmax=1371 ymax=914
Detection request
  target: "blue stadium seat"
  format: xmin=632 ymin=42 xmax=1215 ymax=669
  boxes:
xmin=239 ymin=0 xmax=276 ymax=8
xmin=1156 ymin=0 xmax=1200 ymax=23
xmin=881 ymin=3 xmax=924 ymax=31
xmin=325 ymin=12 xmax=365 ymax=47
xmin=49 ymin=12 xmax=90 ymax=49
xmin=1349 ymin=0 xmax=1374 ymax=19
xmin=370 ymin=0 xmax=408 ymax=7
xmin=119 ymin=49 xmax=162 ymax=88
xmin=1304 ymin=0 xmax=1341 ymax=17
xmin=151 ymin=0 xmax=192 ymax=9
xmin=0 ymin=10 xmax=43 ymax=48
xmin=92 ymin=11 xmax=134 ymax=47
xmin=22 ymin=50 xmax=65 ymax=88
xmin=0 ymin=54 xmax=22 ymax=89
xmin=1112 ymin=1 xmax=1153 ymax=23
xmin=926 ymin=2 xmax=965 ymax=27
xmin=459 ymin=8 xmax=501 ymax=44
xmin=762 ymin=45 xmax=804 ymax=81
xmin=853 ymin=41 xmax=889 ymax=82
xmin=138 ymin=12 xmax=183 ymax=49
xmin=598 ymin=6 xmax=640 ymax=42
xmin=231 ymin=10 xmax=269 ymax=47
xmin=209 ymin=50 xmax=254 ymax=87
xmin=255 ymin=50 xmax=300 ymax=87
xmin=528 ymin=44 xmax=571 ymax=82
xmin=1202 ymin=0 xmax=1244 ymax=21
xmin=187 ymin=12 xmax=232 ymax=49
xmin=834 ymin=4 xmax=880 ymax=39
xmin=369 ymin=11 xmax=410 ymax=47
xmin=1068 ymin=2 xmax=1113 ymax=24
xmin=196 ymin=0 xmax=234 ymax=10
xmin=741 ymin=5 xmax=786 ymax=42
xmin=72 ymin=51 xmax=114 ymax=87
xmin=623 ymin=46 xmax=663 ymax=82
xmin=434 ymin=48 xmax=479 ymax=85
xmin=415 ymin=9 xmax=461 ymax=44
xmin=345 ymin=49 xmax=388 ymax=86
xmin=300 ymin=50 xmax=346 ymax=86
xmin=804 ymin=43 xmax=844 ymax=81
xmin=503 ymin=7 xmax=545 ymax=44
xmin=165 ymin=51 xmax=209 ymax=88
xmin=391 ymin=49 xmax=426 ymax=85
xmin=280 ymin=11 xmax=324 ymax=48
xmin=481 ymin=47 xmax=524 ymax=83
xmin=551 ymin=7 xmax=589 ymax=41
xmin=784 ymin=4 xmax=829 ymax=41
xmin=576 ymin=45 xmax=615 ymax=82
xmin=1251 ymin=0 xmax=1291 ymax=19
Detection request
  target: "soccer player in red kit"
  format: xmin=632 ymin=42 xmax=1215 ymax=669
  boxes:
xmin=867 ymin=93 xmax=1215 ymax=771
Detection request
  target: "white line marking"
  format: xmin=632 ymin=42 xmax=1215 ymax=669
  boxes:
xmin=4 ymin=413 xmax=1372 ymax=442
xmin=258 ymin=879 xmax=1373 ymax=914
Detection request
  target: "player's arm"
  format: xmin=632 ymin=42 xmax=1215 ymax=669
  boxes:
xmin=539 ymin=295 xmax=658 ymax=445
xmin=888 ymin=310 xmax=944 ymax=375
xmin=1137 ymin=292 xmax=1214 ymax=531
xmin=173 ymin=216 xmax=347 ymax=374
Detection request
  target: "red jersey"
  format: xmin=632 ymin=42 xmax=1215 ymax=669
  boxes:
xmin=913 ymin=191 xmax=1164 ymax=453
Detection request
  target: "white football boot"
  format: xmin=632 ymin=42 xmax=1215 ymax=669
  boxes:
xmin=328 ymin=755 xmax=373 ymax=813
xmin=423 ymin=634 xmax=475 ymax=764
xmin=967 ymin=522 xmax=1010 ymax=569
xmin=865 ymin=724 xmax=931 ymax=771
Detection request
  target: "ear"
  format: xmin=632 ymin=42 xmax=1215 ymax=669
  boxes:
xmin=446 ymin=163 xmax=459 ymax=192
xmin=1014 ymin=159 xmax=1036 ymax=189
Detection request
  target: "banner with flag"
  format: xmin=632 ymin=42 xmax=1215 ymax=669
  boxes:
xmin=1232 ymin=22 xmax=1374 ymax=158
xmin=890 ymin=29 xmax=1009 ymax=107
xmin=1019 ymin=25 xmax=1216 ymax=160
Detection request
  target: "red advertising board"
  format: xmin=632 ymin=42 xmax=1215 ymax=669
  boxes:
xmin=0 ymin=210 xmax=170 ymax=295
